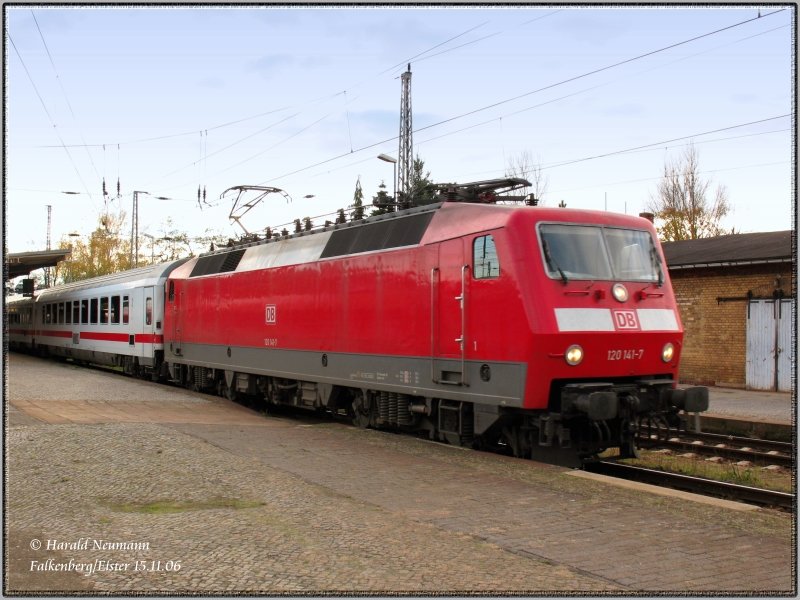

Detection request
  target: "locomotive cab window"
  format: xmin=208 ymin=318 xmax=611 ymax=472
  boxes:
xmin=538 ymin=224 xmax=660 ymax=282
xmin=473 ymin=235 xmax=500 ymax=279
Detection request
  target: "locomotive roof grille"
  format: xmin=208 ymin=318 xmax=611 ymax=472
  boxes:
xmin=189 ymin=249 xmax=246 ymax=278
xmin=197 ymin=202 xmax=442 ymax=258
xmin=320 ymin=211 xmax=435 ymax=259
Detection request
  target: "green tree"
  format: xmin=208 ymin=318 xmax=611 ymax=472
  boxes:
xmin=351 ymin=176 xmax=365 ymax=221
xmin=647 ymin=143 xmax=731 ymax=241
xmin=405 ymin=155 xmax=436 ymax=207
xmin=56 ymin=210 xmax=132 ymax=283
xmin=370 ymin=181 xmax=393 ymax=216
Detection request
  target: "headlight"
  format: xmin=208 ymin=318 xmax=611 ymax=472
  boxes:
xmin=565 ymin=344 xmax=584 ymax=366
xmin=612 ymin=283 xmax=628 ymax=302
xmin=662 ymin=342 xmax=675 ymax=363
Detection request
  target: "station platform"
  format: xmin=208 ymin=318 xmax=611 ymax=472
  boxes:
xmin=4 ymin=354 xmax=796 ymax=594
xmin=680 ymin=385 xmax=794 ymax=440
xmin=701 ymin=386 xmax=793 ymax=424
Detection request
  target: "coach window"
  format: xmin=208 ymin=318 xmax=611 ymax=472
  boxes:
xmin=65 ymin=302 xmax=71 ymax=324
xmin=90 ymin=298 xmax=99 ymax=324
xmin=72 ymin=301 xmax=80 ymax=324
xmin=110 ymin=296 xmax=120 ymax=324
xmin=473 ymin=235 xmax=500 ymax=279
xmin=100 ymin=297 xmax=109 ymax=324
xmin=81 ymin=299 xmax=89 ymax=323
xmin=44 ymin=304 xmax=51 ymax=324
xmin=122 ymin=296 xmax=129 ymax=324
xmin=168 ymin=281 xmax=175 ymax=302
xmin=145 ymin=297 xmax=153 ymax=326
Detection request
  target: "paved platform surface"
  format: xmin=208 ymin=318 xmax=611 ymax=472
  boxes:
xmin=4 ymin=353 xmax=795 ymax=594
xmin=700 ymin=386 xmax=793 ymax=424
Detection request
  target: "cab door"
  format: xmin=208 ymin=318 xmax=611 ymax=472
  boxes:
xmin=431 ymin=239 xmax=468 ymax=385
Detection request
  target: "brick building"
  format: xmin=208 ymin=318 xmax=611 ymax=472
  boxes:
xmin=662 ymin=231 xmax=794 ymax=391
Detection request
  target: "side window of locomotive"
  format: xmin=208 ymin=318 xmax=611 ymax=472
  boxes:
xmin=90 ymin=298 xmax=99 ymax=324
xmin=122 ymin=296 xmax=130 ymax=324
xmin=145 ymin=297 xmax=153 ymax=326
xmin=473 ymin=235 xmax=500 ymax=279
xmin=110 ymin=296 xmax=121 ymax=324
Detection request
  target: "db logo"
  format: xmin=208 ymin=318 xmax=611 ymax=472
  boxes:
xmin=613 ymin=310 xmax=639 ymax=330
xmin=265 ymin=304 xmax=277 ymax=324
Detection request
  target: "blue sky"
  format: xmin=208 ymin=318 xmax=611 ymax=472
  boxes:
xmin=5 ymin=5 xmax=794 ymax=254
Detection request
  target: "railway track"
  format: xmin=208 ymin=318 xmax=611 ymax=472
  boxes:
xmin=636 ymin=429 xmax=793 ymax=468
xmin=585 ymin=460 xmax=794 ymax=511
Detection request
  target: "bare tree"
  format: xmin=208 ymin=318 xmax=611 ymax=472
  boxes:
xmin=505 ymin=150 xmax=548 ymax=205
xmin=647 ymin=144 xmax=731 ymax=241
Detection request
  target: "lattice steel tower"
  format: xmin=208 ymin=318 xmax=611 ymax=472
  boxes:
xmin=397 ymin=64 xmax=413 ymax=208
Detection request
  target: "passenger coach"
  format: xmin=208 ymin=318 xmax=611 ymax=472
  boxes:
xmin=8 ymin=260 xmax=188 ymax=377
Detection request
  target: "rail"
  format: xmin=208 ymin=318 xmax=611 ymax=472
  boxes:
xmin=585 ymin=461 xmax=794 ymax=511
xmin=637 ymin=430 xmax=793 ymax=467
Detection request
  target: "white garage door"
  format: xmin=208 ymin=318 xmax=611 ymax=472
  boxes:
xmin=746 ymin=298 xmax=793 ymax=392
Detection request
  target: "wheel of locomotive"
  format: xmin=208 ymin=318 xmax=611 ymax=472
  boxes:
xmin=618 ymin=418 xmax=641 ymax=459
xmin=439 ymin=431 xmax=462 ymax=446
xmin=218 ymin=376 xmax=240 ymax=403
xmin=351 ymin=390 xmax=374 ymax=429
xmin=619 ymin=436 xmax=640 ymax=459
xmin=501 ymin=424 xmax=532 ymax=459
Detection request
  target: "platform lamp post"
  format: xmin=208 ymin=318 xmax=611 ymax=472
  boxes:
xmin=377 ymin=154 xmax=397 ymax=209
xmin=131 ymin=191 xmax=171 ymax=268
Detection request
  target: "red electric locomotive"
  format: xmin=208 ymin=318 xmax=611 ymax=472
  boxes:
xmin=162 ymin=179 xmax=708 ymax=464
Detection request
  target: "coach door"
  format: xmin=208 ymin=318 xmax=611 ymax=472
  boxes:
xmin=140 ymin=286 xmax=156 ymax=360
xmin=431 ymin=239 xmax=468 ymax=385
xmin=746 ymin=298 xmax=793 ymax=392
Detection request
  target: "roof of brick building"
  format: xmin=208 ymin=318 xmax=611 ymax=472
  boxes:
xmin=661 ymin=230 xmax=793 ymax=269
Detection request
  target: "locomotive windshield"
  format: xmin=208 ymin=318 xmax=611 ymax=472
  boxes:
xmin=538 ymin=224 xmax=661 ymax=283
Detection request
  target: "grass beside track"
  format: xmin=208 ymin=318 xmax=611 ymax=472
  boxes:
xmin=601 ymin=449 xmax=794 ymax=493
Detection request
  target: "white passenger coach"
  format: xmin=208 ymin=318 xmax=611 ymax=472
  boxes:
xmin=7 ymin=260 xmax=188 ymax=377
